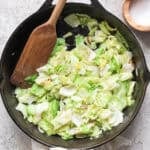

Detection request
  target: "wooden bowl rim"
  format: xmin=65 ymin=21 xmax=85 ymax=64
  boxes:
xmin=123 ymin=0 xmax=150 ymax=32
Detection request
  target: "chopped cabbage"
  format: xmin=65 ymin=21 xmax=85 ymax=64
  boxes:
xmin=15 ymin=14 xmax=136 ymax=140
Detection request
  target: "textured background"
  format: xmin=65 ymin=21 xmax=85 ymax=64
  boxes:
xmin=0 ymin=0 xmax=150 ymax=150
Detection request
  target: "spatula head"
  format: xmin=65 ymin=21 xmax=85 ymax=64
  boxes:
xmin=11 ymin=23 xmax=57 ymax=88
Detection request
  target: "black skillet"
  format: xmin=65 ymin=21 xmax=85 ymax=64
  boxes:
xmin=0 ymin=0 xmax=150 ymax=149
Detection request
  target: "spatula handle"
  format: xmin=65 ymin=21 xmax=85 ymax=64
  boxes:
xmin=47 ymin=0 xmax=66 ymax=25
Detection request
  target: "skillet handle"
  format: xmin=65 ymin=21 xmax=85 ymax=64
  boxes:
xmin=147 ymin=71 xmax=150 ymax=82
xmin=39 ymin=0 xmax=53 ymax=11
xmin=0 ymin=64 xmax=4 ymax=88
xmin=91 ymin=0 xmax=104 ymax=8
xmin=39 ymin=0 xmax=105 ymax=12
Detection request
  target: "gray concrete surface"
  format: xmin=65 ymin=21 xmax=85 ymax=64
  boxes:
xmin=0 ymin=0 xmax=150 ymax=150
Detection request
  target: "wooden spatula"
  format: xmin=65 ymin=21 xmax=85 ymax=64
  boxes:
xmin=11 ymin=0 xmax=66 ymax=88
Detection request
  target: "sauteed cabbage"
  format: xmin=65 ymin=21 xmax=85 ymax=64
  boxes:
xmin=15 ymin=14 xmax=135 ymax=140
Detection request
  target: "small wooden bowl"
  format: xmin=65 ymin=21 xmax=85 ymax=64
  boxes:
xmin=123 ymin=0 xmax=150 ymax=32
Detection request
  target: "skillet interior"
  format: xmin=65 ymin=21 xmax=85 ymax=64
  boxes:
xmin=0 ymin=1 xmax=149 ymax=149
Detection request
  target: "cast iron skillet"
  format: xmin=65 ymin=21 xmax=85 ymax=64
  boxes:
xmin=0 ymin=0 xmax=150 ymax=149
